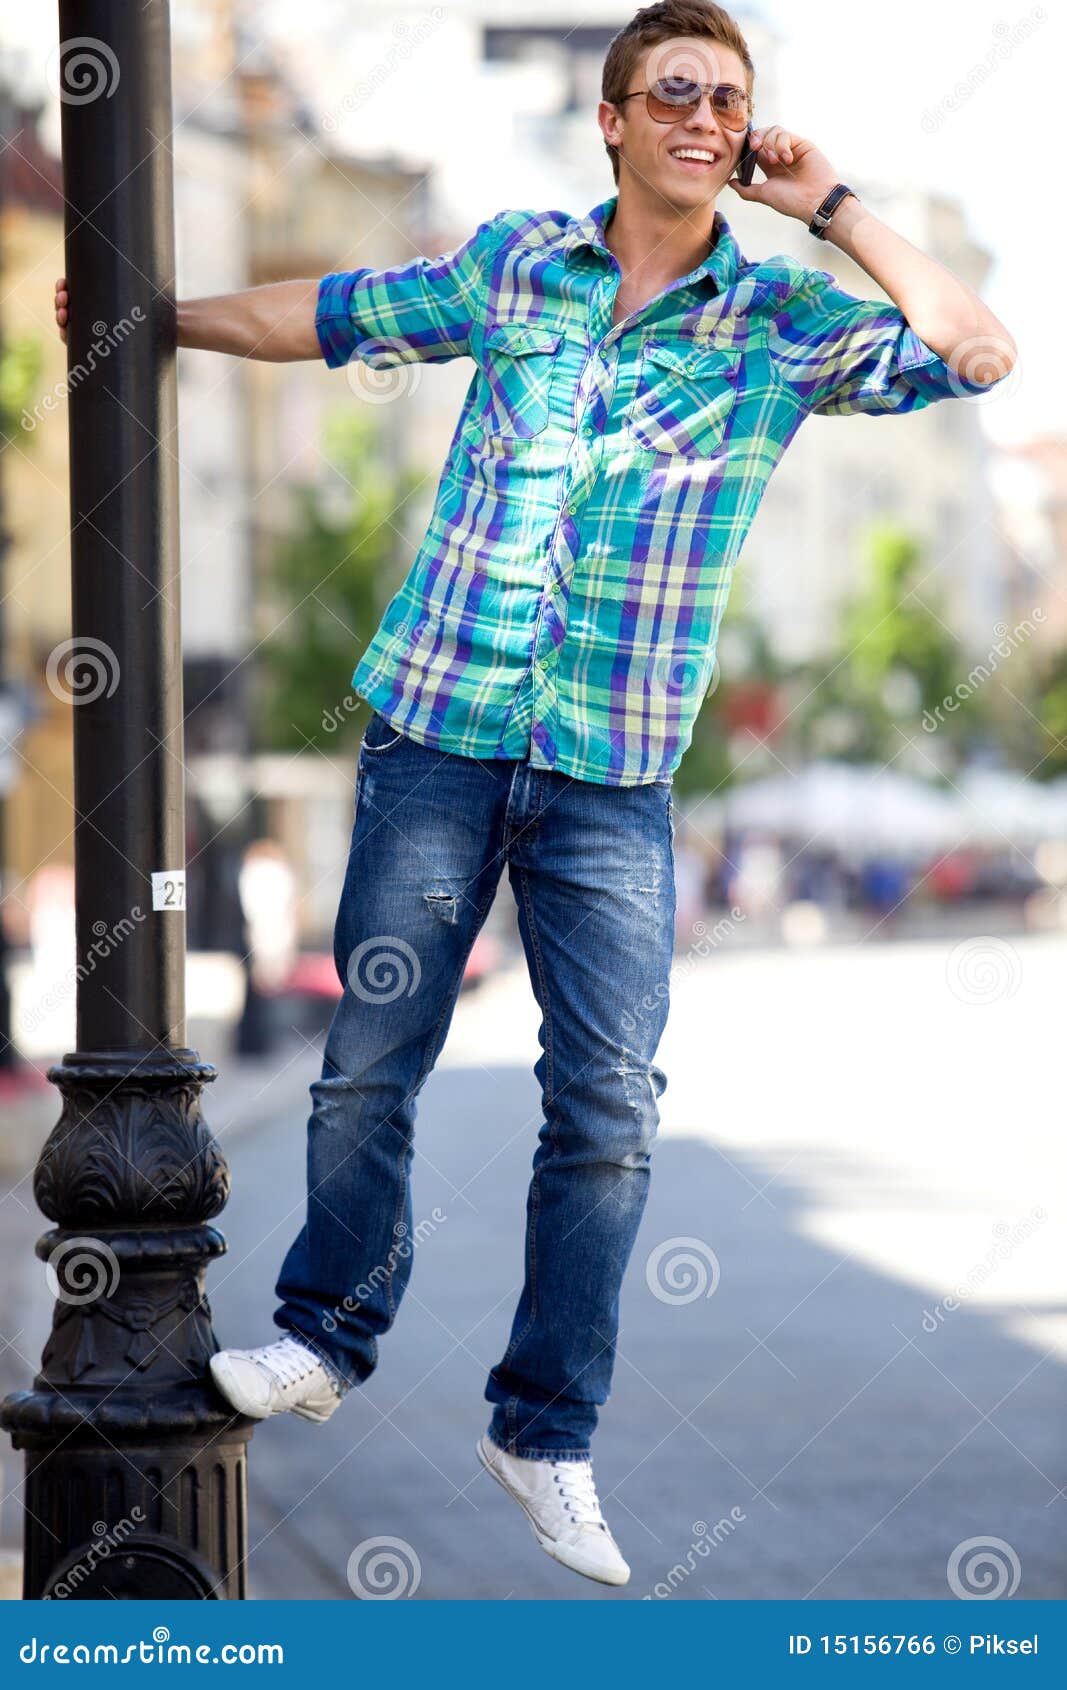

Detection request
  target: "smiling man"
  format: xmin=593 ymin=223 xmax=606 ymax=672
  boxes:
xmin=55 ymin=0 xmax=1014 ymax=1590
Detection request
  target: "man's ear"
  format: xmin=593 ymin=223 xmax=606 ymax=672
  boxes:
xmin=598 ymin=98 xmax=624 ymax=152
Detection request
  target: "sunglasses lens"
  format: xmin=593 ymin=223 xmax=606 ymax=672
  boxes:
xmin=712 ymin=85 xmax=750 ymax=130
xmin=646 ymin=77 xmax=699 ymax=120
xmin=646 ymin=78 xmax=749 ymax=130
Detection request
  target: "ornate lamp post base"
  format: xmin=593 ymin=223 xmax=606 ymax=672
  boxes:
xmin=0 ymin=1050 xmax=253 ymax=1599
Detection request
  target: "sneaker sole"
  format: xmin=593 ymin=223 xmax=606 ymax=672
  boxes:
xmin=475 ymin=1436 xmax=630 ymax=1587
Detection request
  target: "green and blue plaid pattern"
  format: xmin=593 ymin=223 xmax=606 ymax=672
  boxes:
xmin=315 ymin=195 xmax=999 ymax=785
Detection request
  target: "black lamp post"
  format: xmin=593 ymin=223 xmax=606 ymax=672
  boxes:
xmin=0 ymin=2 xmax=253 ymax=1599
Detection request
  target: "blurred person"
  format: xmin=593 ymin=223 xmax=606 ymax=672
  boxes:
xmin=234 ymin=839 xmax=298 ymax=1056
xmin=54 ymin=1 xmax=1014 ymax=1587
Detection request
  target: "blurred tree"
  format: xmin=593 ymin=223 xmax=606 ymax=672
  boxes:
xmin=256 ymin=409 xmax=422 ymax=753
xmin=0 ymin=333 xmax=43 ymax=445
xmin=1028 ymin=646 xmax=1067 ymax=779
xmin=678 ymin=590 xmax=790 ymax=797
xmin=792 ymin=523 xmax=974 ymax=770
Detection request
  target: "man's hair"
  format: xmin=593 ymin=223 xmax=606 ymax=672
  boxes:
xmin=601 ymin=1 xmax=756 ymax=185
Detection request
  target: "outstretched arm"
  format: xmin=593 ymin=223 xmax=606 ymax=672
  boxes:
xmin=728 ymin=125 xmax=1017 ymax=383
xmin=54 ymin=276 xmax=322 ymax=361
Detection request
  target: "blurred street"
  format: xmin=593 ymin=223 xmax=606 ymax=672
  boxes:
xmin=3 ymin=925 xmax=1061 ymax=1601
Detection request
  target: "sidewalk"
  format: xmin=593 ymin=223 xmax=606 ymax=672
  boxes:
xmin=2 ymin=942 xmax=1063 ymax=1599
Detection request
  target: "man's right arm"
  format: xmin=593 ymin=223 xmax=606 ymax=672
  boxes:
xmin=55 ymin=276 xmax=322 ymax=361
xmin=176 ymin=281 xmax=321 ymax=360
xmin=55 ymin=209 xmax=508 ymax=364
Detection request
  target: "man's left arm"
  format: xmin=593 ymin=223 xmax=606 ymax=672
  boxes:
xmin=728 ymin=124 xmax=1017 ymax=385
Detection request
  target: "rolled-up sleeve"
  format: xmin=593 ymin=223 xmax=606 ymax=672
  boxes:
xmin=315 ymin=211 xmax=505 ymax=371
xmin=767 ymin=268 xmax=1009 ymax=417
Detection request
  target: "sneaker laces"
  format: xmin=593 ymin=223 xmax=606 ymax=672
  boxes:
xmin=551 ymin=1460 xmax=607 ymax=1531
xmin=249 ymin=1337 xmax=322 ymax=1392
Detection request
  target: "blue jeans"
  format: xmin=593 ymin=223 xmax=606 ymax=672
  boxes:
xmin=273 ymin=710 xmax=676 ymax=1458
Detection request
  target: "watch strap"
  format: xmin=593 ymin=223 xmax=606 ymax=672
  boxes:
xmin=808 ymin=183 xmax=856 ymax=239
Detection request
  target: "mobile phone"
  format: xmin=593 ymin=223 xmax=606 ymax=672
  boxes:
xmin=734 ymin=122 xmax=757 ymax=187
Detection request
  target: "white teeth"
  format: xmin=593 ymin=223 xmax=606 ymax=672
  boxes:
xmin=671 ymin=148 xmax=717 ymax=163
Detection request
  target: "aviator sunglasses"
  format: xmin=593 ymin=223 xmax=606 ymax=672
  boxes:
xmin=615 ymin=76 xmax=752 ymax=131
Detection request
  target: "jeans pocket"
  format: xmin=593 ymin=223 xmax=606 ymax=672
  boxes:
xmin=360 ymin=710 xmax=406 ymax=756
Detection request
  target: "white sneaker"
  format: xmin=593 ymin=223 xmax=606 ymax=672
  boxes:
xmin=476 ymin=1435 xmax=630 ymax=1586
xmin=209 ymin=1335 xmax=342 ymax=1424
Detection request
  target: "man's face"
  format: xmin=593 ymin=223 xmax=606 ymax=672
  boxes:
xmin=602 ymin=36 xmax=751 ymax=209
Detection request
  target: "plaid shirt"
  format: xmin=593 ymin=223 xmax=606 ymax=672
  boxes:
xmin=315 ymin=194 xmax=999 ymax=786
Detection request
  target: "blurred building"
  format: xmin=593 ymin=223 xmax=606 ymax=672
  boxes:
xmin=991 ymin=437 xmax=1067 ymax=647
xmin=730 ymin=185 xmax=1009 ymax=662
xmin=0 ymin=86 xmax=69 ymax=914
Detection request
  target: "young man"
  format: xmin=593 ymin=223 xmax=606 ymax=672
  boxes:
xmin=55 ymin=1 xmax=1015 ymax=1589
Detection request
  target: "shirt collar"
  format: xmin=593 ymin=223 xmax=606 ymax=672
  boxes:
xmin=556 ymin=193 xmax=744 ymax=294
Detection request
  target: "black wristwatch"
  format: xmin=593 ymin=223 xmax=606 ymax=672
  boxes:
xmin=808 ymin=183 xmax=856 ymax=240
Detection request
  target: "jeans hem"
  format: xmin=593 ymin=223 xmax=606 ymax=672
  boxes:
xmin=486 ymin=1426 xmax=591 ymax=1463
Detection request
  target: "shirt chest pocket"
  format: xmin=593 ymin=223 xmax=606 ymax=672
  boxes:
xmin=478 ymin=321 xmax=564 ymax=439
xmin=627 ymin=340 xmax=743 ymax=457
